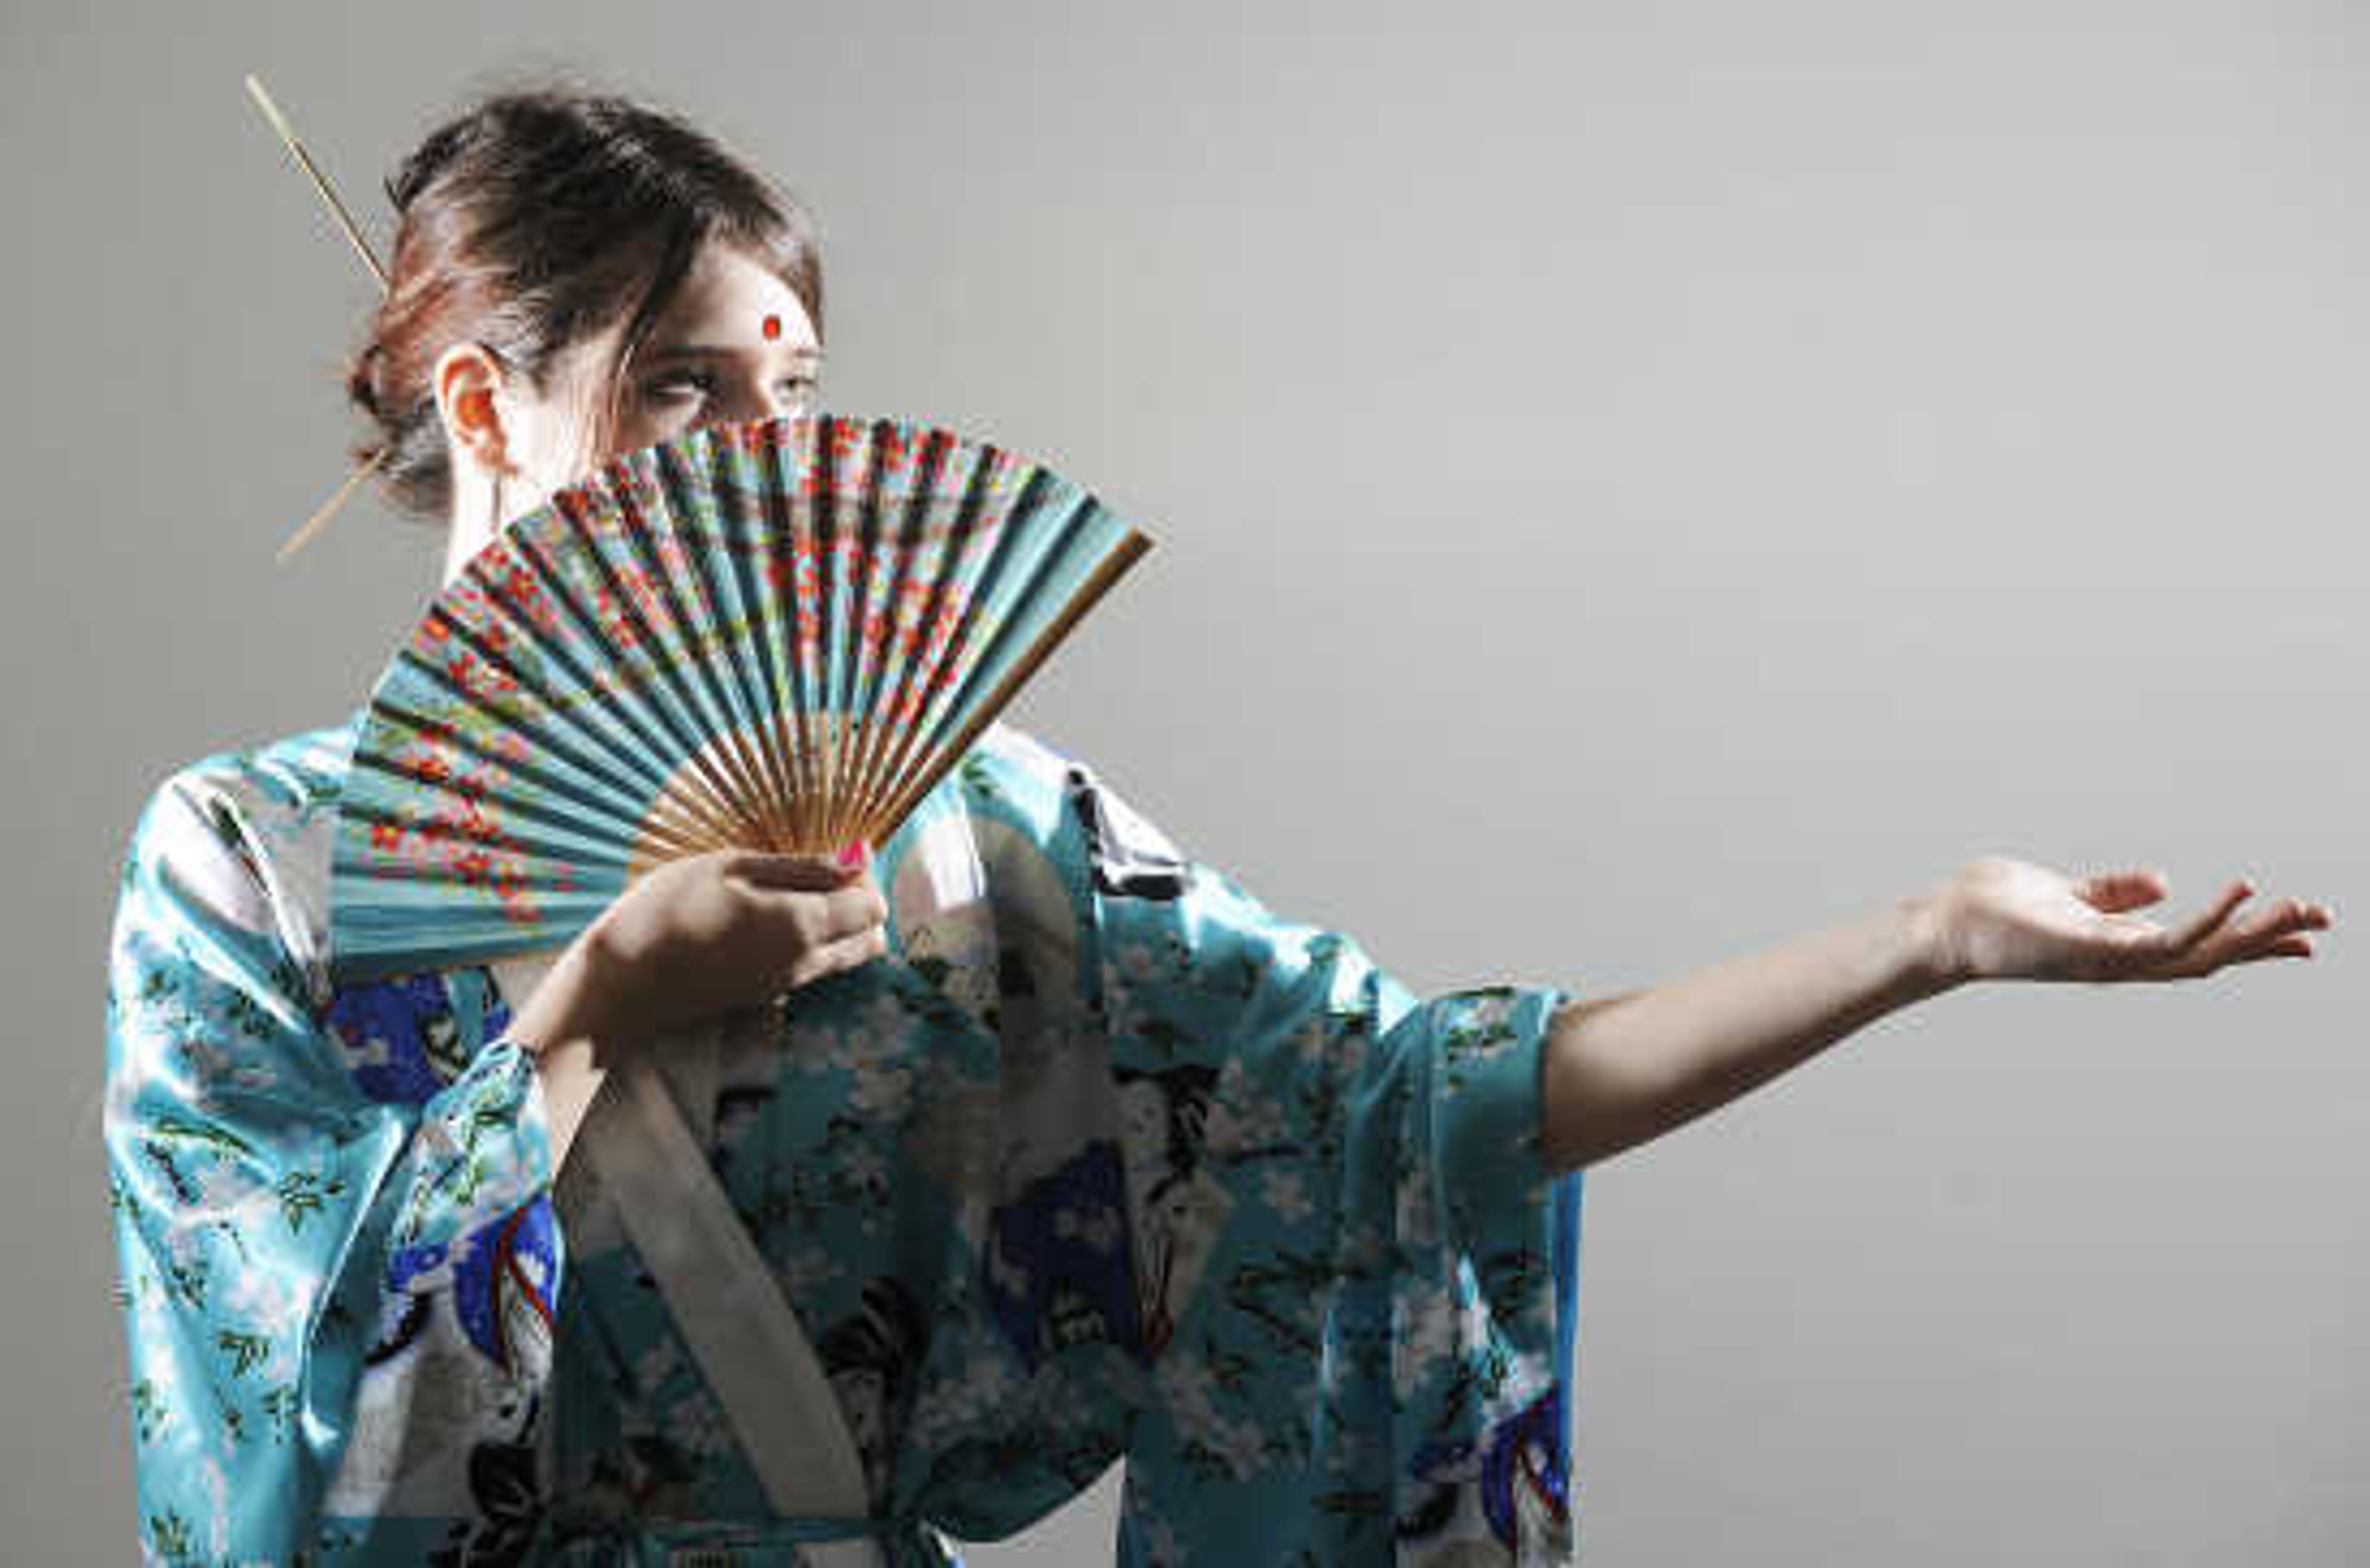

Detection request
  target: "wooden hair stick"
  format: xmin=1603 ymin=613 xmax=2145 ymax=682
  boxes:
xmin=245 ymin=74 xmax=387 ymax=288
xmin=245 ymin=72 xmax=393 ymax=561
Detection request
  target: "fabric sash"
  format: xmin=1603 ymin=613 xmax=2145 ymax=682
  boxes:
xmin=491 ymin=954 xmax=888 ymax=1567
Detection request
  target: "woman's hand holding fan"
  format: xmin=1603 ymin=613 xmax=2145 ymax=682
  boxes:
xmin=563 ymin=845 xmax=888 ymax=1043
xmin=483 ymin=845 xmax=885 ymax=1167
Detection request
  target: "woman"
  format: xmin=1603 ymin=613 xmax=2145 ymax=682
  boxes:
xmin=102 ymin=83 xmax=2333 ymax=1567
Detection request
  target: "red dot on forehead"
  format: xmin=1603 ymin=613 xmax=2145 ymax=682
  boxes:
xmin=762 ymin=313 xmax=782 ymax=340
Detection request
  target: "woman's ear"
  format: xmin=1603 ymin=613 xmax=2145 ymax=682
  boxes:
xmin=432 ymin=342 xmax=521 ymax=483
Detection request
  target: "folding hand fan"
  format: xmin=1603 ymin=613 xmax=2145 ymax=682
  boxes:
xmin=326 ymin=412 xmax=1152 ymax=982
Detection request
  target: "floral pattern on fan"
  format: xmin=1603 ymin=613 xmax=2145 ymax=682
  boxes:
xmin=329 ymin=413 xmax=1152 ymax=984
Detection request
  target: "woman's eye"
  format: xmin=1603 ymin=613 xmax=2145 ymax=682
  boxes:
xmin=644 ymin=370 xmax=715 ymax=402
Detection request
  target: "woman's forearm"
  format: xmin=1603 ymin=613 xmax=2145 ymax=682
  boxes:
xmin=1540 ymin=889 xmax=1963 ymax=1172
xmin=506 ymin=935 xmax=617 ymax=1173
xmin=525 ymin=1035 xmax=607 ymax=1172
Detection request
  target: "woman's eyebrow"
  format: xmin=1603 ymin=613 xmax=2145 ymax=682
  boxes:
xmin=641 ymin=341 xmax=822 ymax=363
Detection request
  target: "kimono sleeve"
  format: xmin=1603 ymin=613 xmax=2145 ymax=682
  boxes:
xmin=992 ymin=732 xmax=1584 ymax=1565
xmin=102 ymin=767 xmax=560 ymax=1565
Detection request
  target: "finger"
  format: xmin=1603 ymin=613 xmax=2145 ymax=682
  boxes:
xmin=2229 ymin=897 xmax=2333 ymax=955
xmin=2214 ymin=934 xmax=2314 ymax=970
xmin=2272 ymin=898 xmax=2334 ymax=934
xmin=2165 ymin=879 xmax=2256 ymax=953
xmin=732 ymin=850 xmax=867 ymax=892
xmin=765 ymin=876 xmax=890 ymax=945
xmin=779 ymin=921 xmax=891 ymax=989
xmin=2166 ymin=898 xmax=2322 ymax=977
xmin=2075 ymin=868 xmax=2169 ymax=913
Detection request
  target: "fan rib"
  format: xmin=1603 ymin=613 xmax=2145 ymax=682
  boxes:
xmin=605 ymin=458 xmax=781 ymax=850
xmin=656 ymin=435 xmax=809 ymax=853
xmin=837 ymin=429 xmax=996 ymax=844
xmin=357 ymin=689 xmax=651 ymax=848
xmin=850 ymin=462 xmax=1059 ymax=838
xmin=502 ymin=507 xmax=756 ymax=857
xmin=551 ymin=476 xmax=758 ymax=853
xmin=814 ymin=418 xmax=880 ymax=849
xmin=881 ymin=528 xmax=1152 ymax=834
xmin=700 ymin=436 xmax=806 ymax=854
xmin=833 ymin=423 xmax=959 ymax=848
xmin=771 ymin=423 xmax=828 ymax=849
xmin=440 ymin=554 xmax=689 ymax=805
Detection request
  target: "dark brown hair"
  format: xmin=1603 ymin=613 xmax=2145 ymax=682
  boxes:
xmin=346 ymin=83 xmax=826 ymax=525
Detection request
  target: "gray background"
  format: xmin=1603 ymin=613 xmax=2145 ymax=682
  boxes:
xmin=7 ymin=1 xmax=2363 ymax=1561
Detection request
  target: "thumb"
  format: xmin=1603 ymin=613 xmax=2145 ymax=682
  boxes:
xmin=2075 ymin=868 xmax=2168 ymax=913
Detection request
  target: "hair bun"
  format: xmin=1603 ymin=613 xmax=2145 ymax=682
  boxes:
xmin=346 ymin=340 xmax=389 ymax=420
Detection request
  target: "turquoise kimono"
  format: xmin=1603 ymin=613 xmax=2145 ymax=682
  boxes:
xmin=104 ymin=708 xmax=1584 ymax=1564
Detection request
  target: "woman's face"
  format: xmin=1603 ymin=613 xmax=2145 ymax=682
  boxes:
xmin=445 ymin=238 xmax=822 ymax=585
xmin=604 ymin=238 xmax=823 ymax=456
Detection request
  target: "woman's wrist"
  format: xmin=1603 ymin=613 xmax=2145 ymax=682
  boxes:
xmin=509 ymin=929 xmax=619 ymax=1057
xmin=1901 ymin=881 xmax=1976 ymax=994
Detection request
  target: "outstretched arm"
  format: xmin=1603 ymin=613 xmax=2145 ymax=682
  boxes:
xmin=1540 ymin=860 xmax=2333 ymax=1172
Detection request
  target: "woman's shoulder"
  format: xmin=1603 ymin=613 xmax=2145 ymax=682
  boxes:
xmin=962 ymin=718 xmax=1083 ymax=825
xmin=975 ymin=717 xmax=1076 ymax=784
xmin=970 ymin=721 xmax=1195 ymax=899
xmin=120 ymin=707 xmax=365 ymax=977
xmin=131 ymin=707 xmax=360 ymax=852
xmin=965 ymin=719 xmax=1158 ymax=856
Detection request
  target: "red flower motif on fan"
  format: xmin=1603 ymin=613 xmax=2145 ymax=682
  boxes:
xmin=617 ymin=566 xmax=676 ymax=638
xmin=920 ymin=602 xmax=967 ymax=661
xmin=592 ymin=586 xmax=643 ymax=650
xmin=495 ymin=560 xmax=549 ymax=615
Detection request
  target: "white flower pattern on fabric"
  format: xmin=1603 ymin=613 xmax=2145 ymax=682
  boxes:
xmin=1260 ymin=1167 xmax=1313 ymax=1225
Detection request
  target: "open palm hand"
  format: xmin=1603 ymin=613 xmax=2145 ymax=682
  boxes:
xmin=1931 ymin=856 xmax=2332 ymax=985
